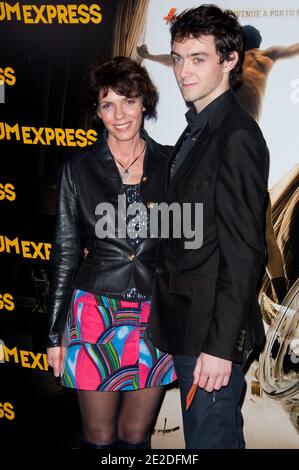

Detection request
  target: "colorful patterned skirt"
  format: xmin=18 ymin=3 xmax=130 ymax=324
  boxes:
xmin=61 ymin=289 xmax=177 ymax=391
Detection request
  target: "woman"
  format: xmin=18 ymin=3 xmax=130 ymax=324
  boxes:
xmin=46 ymin=56 xmax=176 ymax=449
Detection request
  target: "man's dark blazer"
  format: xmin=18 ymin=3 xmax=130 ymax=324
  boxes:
xmin=149 ymin=91 xmax=269 ymax=363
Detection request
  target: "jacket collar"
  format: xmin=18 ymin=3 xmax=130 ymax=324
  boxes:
xmin=90 ymin=127 xmax=163 ymax=198
xmin=185 ymin=89 xmax=231 ymax=134
xmin=166 ymin=90 xmax=239 ymax=203
xmin=207 ymin=89 xmax=238 ymax=133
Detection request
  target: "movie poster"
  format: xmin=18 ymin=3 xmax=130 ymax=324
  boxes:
xmin=0 ymin=0 xmax=298 ymax=449
xmin=139 ymin=0 xmax=299 ymax=449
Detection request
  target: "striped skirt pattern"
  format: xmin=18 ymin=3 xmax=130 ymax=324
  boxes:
xmin=61 ymin=289 xmax=177 ymax=391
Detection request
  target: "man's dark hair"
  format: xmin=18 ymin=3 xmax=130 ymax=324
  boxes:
xmin=170 ymin=4 xmax=244 ymax=89
xmin=243 ymin=25 xmax=262 ymax=51
xmin=87 ymin=56 xmax=158 ymax=121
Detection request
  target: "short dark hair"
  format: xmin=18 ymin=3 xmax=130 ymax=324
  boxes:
xmin=243 ymin=25 xmax=262 ymax=51
xmin=87 ymin=56 xmax=158 ymax=120
xmin=170 ymin=4 xmax=244 ymax=89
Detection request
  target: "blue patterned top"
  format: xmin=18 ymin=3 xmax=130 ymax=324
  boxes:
xmin=122 ymin=183 xmax=149 ymax=301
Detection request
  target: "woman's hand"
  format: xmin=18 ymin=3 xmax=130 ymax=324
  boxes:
xmin=47 ymin=346 xmax=65 ymax=377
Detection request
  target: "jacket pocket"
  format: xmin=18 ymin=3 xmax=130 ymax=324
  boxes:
xmin=185 ymin=179 xmax=212 ymax=192
xmin=169 ymin=275 xmax=216 ymax=296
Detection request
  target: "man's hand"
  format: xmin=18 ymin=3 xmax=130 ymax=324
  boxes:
xmin=137 ymin=44 xmax=149 ymax=59
xmin=47 ymin=346 xmax=65 ymax=378
xmin=193 ymin=352 xmax=232 ymax=392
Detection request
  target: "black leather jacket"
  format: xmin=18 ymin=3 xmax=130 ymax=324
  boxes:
xmin=47 ymin=129 xmax=171 ymax=347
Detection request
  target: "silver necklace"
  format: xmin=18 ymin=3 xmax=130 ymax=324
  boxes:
xmin=111 ymin=144 xmax=145 ymax=183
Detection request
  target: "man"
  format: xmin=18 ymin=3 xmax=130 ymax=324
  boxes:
xmin=137 ymin=27 xmax=299 ymax=122
xmin=149 ymin=5 xmax=269 ymax=449
xmin=139 ymin=26 xmax=299 ymax=306
xmin=236 ymin=25 xmax=299 ymax=122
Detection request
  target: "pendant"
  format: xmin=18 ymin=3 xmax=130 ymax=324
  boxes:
xmin=120 ymin=168 xmax=132 ymax=183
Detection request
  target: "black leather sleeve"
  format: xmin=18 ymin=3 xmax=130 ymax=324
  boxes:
xmin=47 ymin=157 xmax=83 ymax=348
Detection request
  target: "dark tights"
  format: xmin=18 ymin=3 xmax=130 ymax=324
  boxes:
xmin=77 ymin=387 xmax=164 ymax=446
